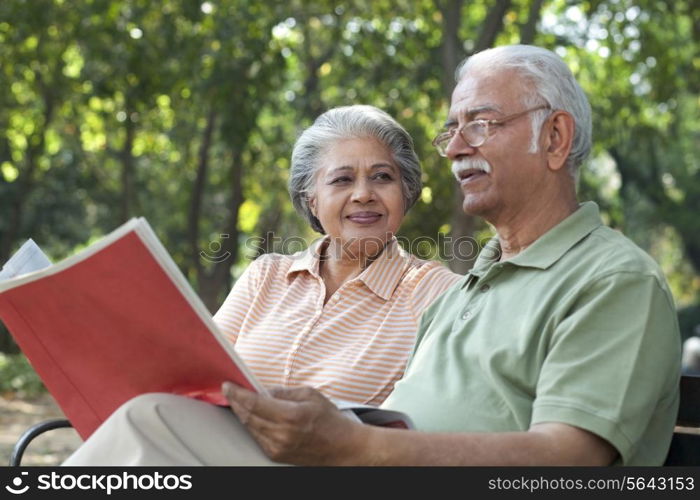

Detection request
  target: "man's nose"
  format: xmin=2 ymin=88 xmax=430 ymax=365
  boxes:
xmin=445 ymin=132 xmax=478 ymax=161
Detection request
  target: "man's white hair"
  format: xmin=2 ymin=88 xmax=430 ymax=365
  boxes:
xmin=456 ymin=45 xmax=592 ymax=178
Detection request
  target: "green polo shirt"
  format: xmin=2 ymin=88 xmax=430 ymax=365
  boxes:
xmin=382 ymin=202 xmax=681 ymax=465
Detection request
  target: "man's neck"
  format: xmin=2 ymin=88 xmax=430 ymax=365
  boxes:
xmin=495 ymin=197 xmax=579 ymax=261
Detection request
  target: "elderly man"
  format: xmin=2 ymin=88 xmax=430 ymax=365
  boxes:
xmin=220 ymin=44 xmax=681 ymax=466
xmin=64 ymin=45 xmax=680 ymax=467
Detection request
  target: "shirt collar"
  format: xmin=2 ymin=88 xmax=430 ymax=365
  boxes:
xmin=470 ymin=201 xmax=604 ymax=274
xmin=287 ymin=237 xmax=410 ymax=301
xmin=287 ymin=237 xmax=325 ymax=279
xmin=357 ymin=238 xmax=411 ymax=301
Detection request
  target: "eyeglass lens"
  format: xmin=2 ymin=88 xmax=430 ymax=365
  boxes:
xmin=463 ymin=122 xmax=487 ymax=147
xmin=436 ymin=122 xmax=486 ymax=154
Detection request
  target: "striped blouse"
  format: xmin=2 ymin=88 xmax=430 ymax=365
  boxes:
xmin=213 ymin=237 xmax=461 ymax=405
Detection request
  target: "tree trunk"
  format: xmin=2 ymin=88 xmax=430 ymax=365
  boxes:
xmin=440 ymin=0 xmax=476 ymax=274
xmin=439 ymin=0 xmax=464 ymax=98
xmin=474 ymin=0 xmax=512 ymax=53
xmin=187 ymin=108 xmax=218 ymax=278
xmin=120 ymin=106 xmax=136 ymax=223
xmin=196 ymin=147 xmax=245 ymax=313
xmin=254 ymin=209 xmax=283 ymax=257
xmin=299 ymin=11 xmax=344 ymax=121
xmin=301 ymin=27 xmax=325 ymax=121
xmin=519 ymin=0 xmax=545 ymax=44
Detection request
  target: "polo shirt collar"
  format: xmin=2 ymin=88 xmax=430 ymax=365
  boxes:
xmin=472 ymin=201 xmax=603 ymax=273
xmin=286 ymin=237 xmax=408 ymax=301
xmin=357 ymin=238 xmax=409 ymax=301
xmin=287 ymin=238 xmax=325 ymax=279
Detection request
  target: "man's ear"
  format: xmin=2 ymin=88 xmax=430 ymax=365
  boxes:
xmin=544 ymin=110 xmax=575 ymax=172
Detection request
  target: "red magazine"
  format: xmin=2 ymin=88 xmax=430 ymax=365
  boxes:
xmin=0 ymin=218 xmax=266 ymax=439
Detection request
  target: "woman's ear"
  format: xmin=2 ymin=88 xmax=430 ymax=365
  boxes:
xmin=308 ymin=196 xmax=317 ymax=217
xmin=544 ymin=110 xmax=575 ymax=172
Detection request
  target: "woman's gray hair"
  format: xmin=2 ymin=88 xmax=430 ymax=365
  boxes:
xmin=456 ymin=45 xmax=592 ymax=178
xmin=289 ymin=104 xmax=422 ymax=234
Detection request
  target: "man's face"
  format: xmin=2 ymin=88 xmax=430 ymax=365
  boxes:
xmin=444 ymin=68 xmax=549 ymax=223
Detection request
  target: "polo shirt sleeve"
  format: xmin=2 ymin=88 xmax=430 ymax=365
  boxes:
xmin=531 ymin=271 xmax=681 ymax=465
xmin=407 ymin=262 xmax=462 ymax=321
xmin=212 ymin=255 xmax=269 ymax=345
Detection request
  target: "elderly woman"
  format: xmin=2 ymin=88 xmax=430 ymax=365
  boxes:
xmin=62 ymin=105 xmax=460 ymax=465
xmin=214 ymin=104 xmax=460 ymax=405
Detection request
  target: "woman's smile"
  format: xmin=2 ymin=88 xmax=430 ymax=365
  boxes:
xmin=346 ymin=211 xmax=383 ymax=224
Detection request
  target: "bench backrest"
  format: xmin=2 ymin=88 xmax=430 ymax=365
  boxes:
xmin=664 ymin=374 xmax=700 ymax=465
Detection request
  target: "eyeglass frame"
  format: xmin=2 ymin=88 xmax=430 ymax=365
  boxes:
xmin=431 ymin=104 xmax=552 ymax=157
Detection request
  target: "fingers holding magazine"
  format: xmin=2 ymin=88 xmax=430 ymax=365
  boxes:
xmin=222 ymin=381 xmax=370 ymax=465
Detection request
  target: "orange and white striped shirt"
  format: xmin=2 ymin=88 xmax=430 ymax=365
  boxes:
xmin=213 ymin=237 xmax=461 ymax=405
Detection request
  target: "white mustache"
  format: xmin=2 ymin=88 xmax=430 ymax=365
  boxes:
xmin=451 ymin=158 xmax=492 ymax=180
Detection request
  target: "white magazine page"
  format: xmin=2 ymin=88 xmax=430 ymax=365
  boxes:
xmin=0 ymin=239 xmax=52 ymax=281
xmin=331 ymin=399 xmax=414 ymax=428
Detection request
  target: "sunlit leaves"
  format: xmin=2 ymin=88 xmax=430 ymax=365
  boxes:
xmin=0 ymin=0 xmax=696 ymax=310
xmin=1 ymin=163 xmax=19 ymax=182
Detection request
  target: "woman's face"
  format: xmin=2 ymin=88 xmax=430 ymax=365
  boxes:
xmin=309 ymin=136 xmax=405 ymax=259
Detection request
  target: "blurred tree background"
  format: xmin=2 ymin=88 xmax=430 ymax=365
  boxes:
xmin=1 ymin=0 xmax=698 ymax=359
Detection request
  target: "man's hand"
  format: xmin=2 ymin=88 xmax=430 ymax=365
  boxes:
xmin=222 ymin=382 xmax=368 ymax=465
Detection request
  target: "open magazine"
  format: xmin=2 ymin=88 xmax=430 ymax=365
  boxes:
xmin=0 ymin=218 xmax=412 ymax=439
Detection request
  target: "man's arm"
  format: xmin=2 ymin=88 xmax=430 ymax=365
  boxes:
xmin=223 ymin=383 xmax=617 ymax=466
xmin=363 ymin=422 xmax=617 ymax=466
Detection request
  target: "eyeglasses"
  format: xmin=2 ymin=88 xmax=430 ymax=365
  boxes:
xmin=431 ymin=105 xmax=551 ymax=157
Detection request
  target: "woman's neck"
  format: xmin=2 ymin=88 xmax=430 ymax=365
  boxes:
xmin=319 ymin=238 xmax=386 ymax=302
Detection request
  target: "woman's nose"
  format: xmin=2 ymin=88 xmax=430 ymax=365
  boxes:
xmin=351 ymin=180 xmax=374 ymax=203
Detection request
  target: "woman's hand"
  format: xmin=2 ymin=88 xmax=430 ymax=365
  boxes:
xmin=222 ymin=382 xmax=369 ymax=465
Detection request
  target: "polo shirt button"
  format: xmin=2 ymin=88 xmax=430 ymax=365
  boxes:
xmin=461 ymin=310 xmax=471 ymax=320
xmin=480 ymin=284 xmax=490 ymax=292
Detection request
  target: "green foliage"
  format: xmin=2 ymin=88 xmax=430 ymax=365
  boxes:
xmin=0 ymin=353 xmax=46 ymax=397
xmin=0 ymin=0 xmax=698 ymax=348
xmin=552 ymin=0 xmax=700 ymax=303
